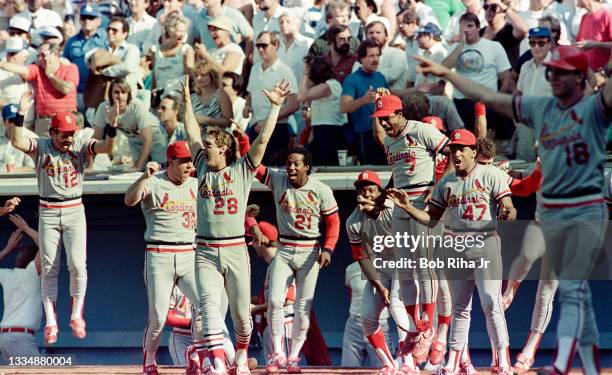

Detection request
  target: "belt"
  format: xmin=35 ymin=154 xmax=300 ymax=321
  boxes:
xmin=40 ymin=196 xmax=82 ymax=202
xmin=542 ymin=187 xmax=601 ymax=199
xmin=0 ymin=327 xmax=34 ymax=334
xmin=39 ymin=196 xmax=83 ymax=209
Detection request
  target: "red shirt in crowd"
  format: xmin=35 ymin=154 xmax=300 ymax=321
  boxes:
xmin=576 ymin=7 xmax=612 ymax=70
xmin=27 ymin=63 xmax=79 ymax=116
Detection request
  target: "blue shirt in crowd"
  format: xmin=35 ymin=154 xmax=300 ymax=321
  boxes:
xmin=341 ymin=68 xmax=388 ymax=133
xmin=63 ymin=29 xmax=108 ymax=93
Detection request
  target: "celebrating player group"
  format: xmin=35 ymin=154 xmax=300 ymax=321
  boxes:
xmin=4 ymin=44 xmax=610 ymax=375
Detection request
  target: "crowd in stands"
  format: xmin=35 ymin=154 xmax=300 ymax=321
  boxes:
xmin=0 ymin=0 xmax=611 ymax=171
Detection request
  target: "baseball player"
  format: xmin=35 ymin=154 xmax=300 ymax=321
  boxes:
xmin=182 ymin=76 xmax=291 ymax=375
xmin=257 ymin=147 xmax=340 ymax=374
xmin=415 ymin=46 xmax=611 ymax=375
xmin=166 ymin=286 xmax=236 ymax=368
xmin=0 ymin=205 xmax=41 ymax=363
xmin=386 ymin=128 xmax=517 ymax=375
xmin=371 ymin=94 xmax=450 ymax=363
xmin=345 ymin=171 xmax=415 ymax=375
xmin=7 ymin=92 xmax=117 ymax=345
xmin=124 ymin=141 xmax=206 ymax=375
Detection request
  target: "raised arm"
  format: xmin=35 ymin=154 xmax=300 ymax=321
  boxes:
xmin=124 ymin=162 xmax=159 ymax=206
xmin=0 ymin=197 xmax=20 ymax=216
xmin=415 ymin=55 xmax=515 ymax=119
xmin=247 ymin=78 xmax=291 ymax=167
xmin=181 ymin=76 xmax=204 ymax=158
xmin=9 ymin=214 xmax=39 ymax=248
xmin=0 ymin=61 xmax=29 ymax=80
xmin=92 ymin=103 xmax=119 ymax=155
xmin=8 ymin=92 xmax=35 ymax=153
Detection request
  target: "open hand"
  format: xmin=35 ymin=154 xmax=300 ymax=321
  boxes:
xmin=385 ymin=188 xmax=413 ymax=210
xmin=262 ymin=78 xmax=291 ymax=106
xmin=2 ymin=197 xmax=20 ymax=214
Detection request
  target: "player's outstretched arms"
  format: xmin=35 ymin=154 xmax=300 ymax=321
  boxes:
xmin=124 ymin=162 xmax=160 ymax=206
xmin=181 ymin=75 xmax=204 ymax=158
xmin=0 ymin=197 xmax=20 ymax=216
xmin=248 ymin=78 xmax=291 ymax=167
xmin=8 ymin=92 xmax=34 ymax=153
xmin=414 ymin=55 xmax=515 ymax=119
xmin=497 ymin=196 xmax=517 ymax=221
xmin=386 ymin=188 xmax=443 ymax=226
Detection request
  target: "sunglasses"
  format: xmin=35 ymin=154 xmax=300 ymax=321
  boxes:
xmin=81 ymin=15 xmax=97 ymax=21
xmin=9 ymin=29 xmax=26 ymax=36
xmin=528 ymin=40 xmax=549 ymax=47
xmin=255 ymin=43 xmax=270 ymax=49
xmin=107 ymin=27 xmax=121 ymax=33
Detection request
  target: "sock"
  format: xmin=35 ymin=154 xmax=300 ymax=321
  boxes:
xmin=578 ymin=345 xmax=600 ymax=375
xmin=498 ymin=347 xmax=510 ymax=369
xmin=144 ymin=350 xmax=156 ymax=366
xmin=553 ymin=337 xmax=577 ymax=373
xmin=195 ymin=342 xmax=210 ymax=367
xmin=491 ymin=343 xmax=499 ymax=367
xmin=288 ymin=338 xmax=305 ymax=359
xmin=422 ymin=303 xmax=435 ymax=329
xmin=460 ymin=345 xmax=471 ymax=363
xmin=209 ymin=348 xmax=227 ymax=370
xmin=71 ymin=296 xmax=85 ymax=320
xmin=522 ymin=331 xmax=543 ymax=359
xmin=405 ymin=304 xmax=419 ymax=328
xmin=437 ymin=315 xmax=451 ymax=345
xmin=43 ymin=300 xmax=57 ymax=327
xmin=235 ymin=348 xmax=247 ymax=366
xmin=272 ymin=333 xmax=284 ymax=356
xmin=366 ymin=328 xmax=395 ymax=368
xmin=446 ymin=348 xmax=462 ymax=371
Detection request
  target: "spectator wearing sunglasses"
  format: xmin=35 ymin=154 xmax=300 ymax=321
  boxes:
xmin=62 ymin=4 xmax=108 ymax=111
xmin=481 ymin=0 xmax=529 ymax=67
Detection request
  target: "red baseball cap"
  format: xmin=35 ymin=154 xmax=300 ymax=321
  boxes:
xmin=422 ymin=116 xmax=444 ymax=131
xmin=258 ymin=221 xmax=278 ymax=243
xmin=545 ymin=46 xmax=589 ymax=76
xmin=448 ymin=129 xmax=476 ymax=146
xmin=371 ymin=95 xmax=402 ymax=118
xmin=51 ymin=112 xmax=78 ymax=132
xmin=167 ymin=141 xmax=192 ymax=159
xmin=354 ymin=170 xmax=382 ymax=189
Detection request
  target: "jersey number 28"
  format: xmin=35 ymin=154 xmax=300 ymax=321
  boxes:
xmin=214 ymin=197 xmax=238 ymax=215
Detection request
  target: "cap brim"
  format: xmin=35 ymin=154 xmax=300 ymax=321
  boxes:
xmin=544 ymin=60 xmax=579 ymax=72
xmin=370 ymin=109 xmax=394 ymax=118
xmin=448 ymin=140 xmax=475 ymax=147
xmin=54 ymin=125 xmax=79 ymax=132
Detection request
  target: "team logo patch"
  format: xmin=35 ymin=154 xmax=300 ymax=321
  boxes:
xmin=552 ymin=50 xmax=559 ymax=60
xmin=454 ymin=132 xmax=461 ymax=140
xmin=66 ymin=115 xmax=72 ymax=124
xmin=376 ymin=98 xmax=383 ymax=109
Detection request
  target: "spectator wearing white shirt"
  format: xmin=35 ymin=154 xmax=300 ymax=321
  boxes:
xmin=297 ymin=56 xmax=347 ymax=165
xmin=444 ymin=0 xmax=487 ymax=44
xmin=396 ymin=10 xmax=421 ymax=87
xmin=0 ymin=210 xmax=42 ymax=363
xmin=207 ymin=15 xmax=246 ymax=74
xmin=252 ymin=0 xmax=287 ymax=64
xmin=0 ymin=38 xmax=34 ymax=125
xmin=1 ymin=104 xmax=37 ymax=172
xmin=101 ymin=17 xmax=143 ymax=96
xmin=16 ymin=0 xmax=62 ymax=32
xmin=359 ymin=18 xmax=408 ymax=90
xmin=354 ymin=0 xmax=379 ymax=41
xmin=222 ymin=72 xmax=250 ymax=130
xmin=278 ymin=11 xmax=314 ymax=85
xmin=413 ymin=23 xmax=452 ymax=97
xmin=244 ymin=31 xmax=299 ymax=165
xmin=127 ymin=0 xmax=158 ymax=54
xmin=188 ymin=0 xmax=253 ymax=51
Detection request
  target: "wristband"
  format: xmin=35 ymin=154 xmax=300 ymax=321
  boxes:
xmin=14 ymin=113 xmax=24 ymax=127
xmin=107 ymin=125 xmax=118 ymax=138
xmin=475 ymin=102 xmax=486 ymax=117
xmin=323 ymin=248 xmax=333 ymax=255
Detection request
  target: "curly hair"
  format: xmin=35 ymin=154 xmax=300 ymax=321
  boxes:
xmin=476 ymin=137 xmax=496 ymax=159
xmin=401 ymin=92 xmax=430 ymax=121
xmin=204 ymin=126 xmax=237 ymax=165
xmin=162 ymin=12 xmax=190 ymax=38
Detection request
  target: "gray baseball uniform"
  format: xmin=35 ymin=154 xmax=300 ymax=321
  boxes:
xmin=430 ymin=164 xmax=512 ymax=354
xmin=26 ymin=136 xmax=96 ymax=323
xmin=260 ymin=167 xmax=338 ymax=358
xmin=194 ymin=152 xmax=257 ymax=360
xmin=385 ymin=120 xmax=449 ymax=306
xmin=140 ymin=171 xmax=203 ymax=361
xmin=514 ymin=92 xmax=610 ymax=348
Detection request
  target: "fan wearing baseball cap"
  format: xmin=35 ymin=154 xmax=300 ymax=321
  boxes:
xmin=387 ymin=127 xmax=517 ymax=375
xmin=6 ymin=91 xmax=118 ymax=346
xmin=416 ymin=45 xmax=611 ymax=375
xmin=371 ymin=93 xmax=451 ymax=370
xmin=345 ymin=170 xmax=415 ymax=374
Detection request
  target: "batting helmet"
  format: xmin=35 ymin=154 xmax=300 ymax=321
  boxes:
xmin=545 ymin=46 xmax=589 ymax=75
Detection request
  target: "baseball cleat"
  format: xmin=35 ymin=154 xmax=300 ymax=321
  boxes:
xmin=143 ymin=363 xmax=159 ymax=375
xmin=429 ymin=341 xmax=447 ymax=366
xmin=378 ymin=364 xmax=400 ymax=375
xmin=400 ymin=332 xmax=419 ymax=355
xmin=185 ymin=345 xmax=201 ymax=375
xmin=435 ymin=367 xmax=461 ymax=375
xmin=232 ymin=364 xmax=251 ymax=375
xmin=247 ymin=357 xmax=258 ymax=370
xmin=496 ymin=367 xmax=513 ymax=375
xmin=512 ymin=353 xmax=534 ymax=374
xmin=202 ymin=365 xmax=228 ymax=375
xmin=459 ymin=361 xmax=481 ymax=375
xmin=265 ymin=353 xmax=287 ymax=374
xmin=69 ymin=318 xmax=86 ymax=339
xmin=412 ymin=321 xmax=435 ymax=362
xmin=44 ymin=325 xmax=58 ymax=345
xmin=286 ymin=357 xmax=302 ymax=373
